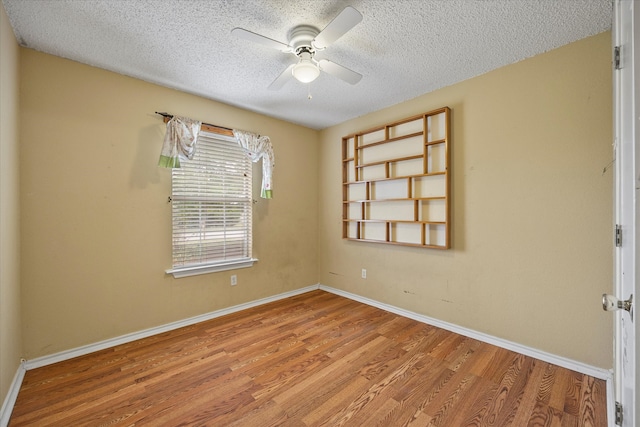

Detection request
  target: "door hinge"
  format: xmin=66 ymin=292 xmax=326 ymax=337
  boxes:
xmin=615 ymin=401 xmax=623 ymax=425
xmin=614 ymin=46 xmax=621 ymax=70
xmin=616 ymin=224 xmax=622 ymax=247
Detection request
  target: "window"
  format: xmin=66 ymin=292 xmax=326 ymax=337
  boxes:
xmin=166 ymin=131 xmax=255 ymax=278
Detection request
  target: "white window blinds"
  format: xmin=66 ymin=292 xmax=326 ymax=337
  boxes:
xmin=169 ymin=131 xmax=253 ymax=275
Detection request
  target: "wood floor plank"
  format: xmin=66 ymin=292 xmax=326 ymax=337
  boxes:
xmin=549 ymin=366 xmax=570 ymax=412
xmin=250 ymin=351 xmax=331 ymax=401
xmin=225 ymin=399 xmax=300 ymax=427
xmin=423 ymin=373 xmax=477 ymax=426
xmin=510 ymin=359 xmax=549 ymax=426
xmin=474 ymin=352 xmax=530 ymax=425
xmin=8 ymin=290 xmax=607 ymax=426
xmin=301 ymin=375 xmax=370 ymax=425
xmin=360 ymin=396 xmax=401 ymax=427
xmin=322 ymin=381 xmax=400 ymax=426
xmin=578 ymin=374 xmax=606 ymax=427
xmin=322 ymin=352 xmax=428 ymax=426
xmin=466 ymin=342 xmax=500 ymax=377
xmin=480 ymin=347 xmax=520 ymax=383
xmin=562 ymin=412 xmax=580 ymax=427
xmin=492 ymin=356 xmax=538 ymax=426
xmin=404 ymin=410 xmax=434 ymax=427
xmin=389 ymin=361 xmax=455 ymax=422
xmin=273 ymin=335 xmax=388 ymax=406
xmin=528 ymin=401 xmax=565 ymax=427
xmin=446 ymin=339 xmax=482 ymax=374
xmin=564 ymin=370 xmax=586 ymax=417
xmin=444 ymin=375 xmax=498 ymax=427
xmin=537 ymin=363 xmax=560 ymax=405
xmin=276 ymin=361 xmax=367 ymax=422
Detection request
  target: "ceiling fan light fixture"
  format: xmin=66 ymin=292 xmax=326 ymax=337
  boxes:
xmin=292 ymin=52 xmax=320 ymax=83
xmin=292 ymin=61 xmax=320 ymax=83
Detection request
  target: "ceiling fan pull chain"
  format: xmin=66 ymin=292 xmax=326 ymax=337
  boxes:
xmin=308 ymin=84 xmax=312 ymax=100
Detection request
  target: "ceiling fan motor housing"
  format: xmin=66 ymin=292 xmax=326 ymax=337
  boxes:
xmin=289 ymin=25 xmax=320 ymax=56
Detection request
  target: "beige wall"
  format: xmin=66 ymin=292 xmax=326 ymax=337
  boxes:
xmin=13 ymin=30 xmax=614 ymax=371
xmin=0 ymin=4 xmax=23 ymax=405
xmin=319 ymin=32 xmax=613 ymax=369
xmin=19 ymin=49 xmax=319 ymax=359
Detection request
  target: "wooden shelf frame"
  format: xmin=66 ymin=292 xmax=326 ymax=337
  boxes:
xmin=342 ymin=171 xmax=446 ymax=186
xmin=343 ymin=196 xmax=446 ymax=203
xmin=341 ymin=107 xmax=451 ymax=249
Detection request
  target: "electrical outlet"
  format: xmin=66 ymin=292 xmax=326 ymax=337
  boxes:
xmin=361 ymin=269 xmax=367 ymax=279
xmin=230 ymin=274 xmax=237 ymax=286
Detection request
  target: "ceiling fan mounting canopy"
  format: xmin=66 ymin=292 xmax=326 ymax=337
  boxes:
xmin=231 ymin=6 xmax=363 ymax=89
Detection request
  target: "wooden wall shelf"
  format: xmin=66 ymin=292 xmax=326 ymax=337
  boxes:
xmin=341 ymin=107 xmax=451 ymax=249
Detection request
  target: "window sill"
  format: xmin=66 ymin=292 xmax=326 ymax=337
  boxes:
xmin=166 ymin=258 xmax=258 ymax=278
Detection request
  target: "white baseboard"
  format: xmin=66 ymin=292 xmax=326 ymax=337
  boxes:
xmin=0 ymin=361 xmax=26 ymax=427
xmin=606 ymin=375 xmax=615 ymax=427
xmin=318 ymin=284 xmax=613 ymax=381
xmin=25 ymin=285 xmax=319 ymax=370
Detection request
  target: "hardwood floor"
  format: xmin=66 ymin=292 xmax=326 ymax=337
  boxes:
xmin=9 ymin=290 xmax=607 ymax=426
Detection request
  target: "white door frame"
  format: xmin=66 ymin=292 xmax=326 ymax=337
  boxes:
xmin=613 ymin=1 xmax=638 ymax=426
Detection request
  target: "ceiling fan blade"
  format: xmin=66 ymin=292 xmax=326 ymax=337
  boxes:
xmin=318 ymin=59 xmax=362 ymax=85
xmin=231 ymin=28 xmax=291 ymax=52
xmin=313 ymin=6 xmax=362 ymax=49
xmin=268 ymin=64 xmax=295 ymax=90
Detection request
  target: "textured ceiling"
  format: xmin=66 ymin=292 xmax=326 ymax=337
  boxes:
xmin=2 ymin=0 xmax=611 ymax=130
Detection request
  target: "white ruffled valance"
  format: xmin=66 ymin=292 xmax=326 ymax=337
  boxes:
xmin=233 ymin=129 xmax=275 ymax=199
xmin=157 ymin=115 xmax=275 ymax=199
xmin=158 ymin=116 xmax=202 ymax=168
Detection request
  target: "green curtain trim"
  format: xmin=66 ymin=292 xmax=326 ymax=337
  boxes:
xmin=262 ymin=189 xmax=272 ymax=199
xmin=158 ymin=155 xmax=180 ymax=168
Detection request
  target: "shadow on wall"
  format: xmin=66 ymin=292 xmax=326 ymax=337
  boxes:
xmin=130 ymin=119 xmax=165 ymax=189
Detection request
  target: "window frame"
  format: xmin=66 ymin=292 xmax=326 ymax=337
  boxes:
xmin=165 ymin=129 xmax=257 ymax=279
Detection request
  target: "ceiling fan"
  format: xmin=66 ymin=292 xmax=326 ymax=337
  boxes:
xmin=231 ymin=6 xmax=363 ymax=90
